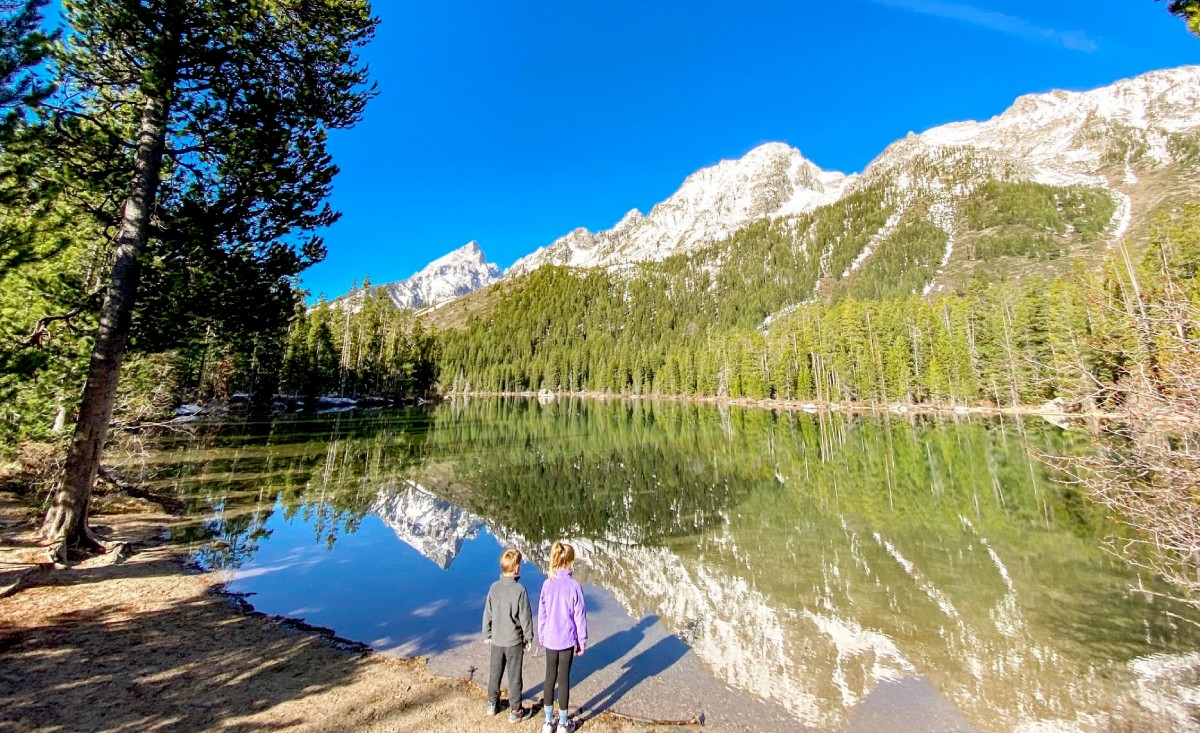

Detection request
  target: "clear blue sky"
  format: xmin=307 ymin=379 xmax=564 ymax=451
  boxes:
xmin=44 ymin=2 xmax=1200 ymax=298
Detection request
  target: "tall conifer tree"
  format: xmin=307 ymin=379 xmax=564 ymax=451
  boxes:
xmin=40 ymin=0 xmax=377 ymax=553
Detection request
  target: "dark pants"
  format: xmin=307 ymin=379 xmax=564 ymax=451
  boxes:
xmin=488 ymin=643 xmax=524 ymax=708
xmin=544 ymin=647 xmax=575 ymax=712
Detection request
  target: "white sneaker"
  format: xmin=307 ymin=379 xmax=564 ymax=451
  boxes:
xmin=540 ymin=719 xmax=555 ymax=733
xmin=559 ymin=720 xmax=575 ymax=733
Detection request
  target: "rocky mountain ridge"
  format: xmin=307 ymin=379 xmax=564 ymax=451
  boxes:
xmin=507 ymin=143 xmax=853 ymax=276
xmin=346 ymin=65 xmax=1200 ymax=309
xmin=334 ymin=241 xmax=500 ymax=311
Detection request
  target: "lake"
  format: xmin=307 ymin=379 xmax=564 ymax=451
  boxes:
xmin=132 ymin=398 xmax=1200 ymax=732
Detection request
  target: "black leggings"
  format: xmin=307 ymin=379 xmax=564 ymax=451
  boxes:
xmin=544 ymin=647 xmax=575 ymax=711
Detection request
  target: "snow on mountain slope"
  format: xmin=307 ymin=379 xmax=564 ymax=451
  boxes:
xmin=828 ymin=65 xmax=1200 ymax=297
xmin=507 ymin=143 xmax=852 ymax=276
xmin=865 ymin=65 xmax=1200 ymax=189
xmin=350 ymin=66 xmax=1200 ymax=311
xmin=507 ymin=67 xmax=1200 ymax=289
xmin=377 ymin=241 xmax=501 ymax=310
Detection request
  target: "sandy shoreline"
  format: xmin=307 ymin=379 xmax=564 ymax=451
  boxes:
xmin=0 ymin=496 xmax=668 ymax=733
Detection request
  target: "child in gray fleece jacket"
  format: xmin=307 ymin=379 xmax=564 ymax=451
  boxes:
xmin=482 ymin=547 xmax=535 ymax=722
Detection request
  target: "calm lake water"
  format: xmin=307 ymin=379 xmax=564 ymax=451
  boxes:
xmin=133 ymin=399 xmax=1200 ymax=733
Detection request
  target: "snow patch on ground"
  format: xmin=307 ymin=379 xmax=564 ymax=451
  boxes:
xmin=844 ymin=209 xmax=905 ymax=279
xmin=760 ymin=301 xmax=807 ymax=332
xmin=923 ymin=202 xmax=958 ymax=296
xmin=1109 ymin=192 xmax=1134 ymax=245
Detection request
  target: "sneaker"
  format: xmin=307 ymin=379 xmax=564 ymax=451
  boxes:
xmin=485 ymin=703 xmax=497 ymax=716
xmin=540 ymin=719 xmax=556 ymax=733
xmin=508 ymin=707 xmax=528 ymax=724
xmin=559 ymin=719 xmax=575 ymax=733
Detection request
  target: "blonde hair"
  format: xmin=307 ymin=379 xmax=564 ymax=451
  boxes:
xmin=550 ymin=541 xmax=575 ymax=573
xmin=500 ymin=548 xmax=522 ymax=575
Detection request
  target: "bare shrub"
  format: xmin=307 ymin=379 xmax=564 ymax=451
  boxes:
xmin=1063 ymin=281 xmax=1200 ymax=606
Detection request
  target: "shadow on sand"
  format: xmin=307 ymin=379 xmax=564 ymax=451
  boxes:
xmin=0 ymin=555 xmax=451 ymax=733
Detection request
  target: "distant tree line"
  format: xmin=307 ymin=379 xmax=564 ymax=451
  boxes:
xmin=280 ymin=280 xmax=438 ymax=403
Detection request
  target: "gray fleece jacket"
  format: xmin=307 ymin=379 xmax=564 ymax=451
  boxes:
xmin=482 ymin=575 xmax=534 ymax=648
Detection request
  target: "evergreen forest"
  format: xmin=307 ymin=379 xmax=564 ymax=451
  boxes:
xmin=431 ymin=188 xmax=1196 ymax=410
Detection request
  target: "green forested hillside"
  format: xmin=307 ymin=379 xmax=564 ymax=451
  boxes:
xmin=431 ymin=179 xmax=1149 ymax=407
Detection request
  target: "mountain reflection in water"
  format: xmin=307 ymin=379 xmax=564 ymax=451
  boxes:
xmin=136 ymin=399 xmax=1200 ymax=732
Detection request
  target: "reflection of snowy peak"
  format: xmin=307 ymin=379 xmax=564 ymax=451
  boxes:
xmin=507 ymin=143 xmax=852 ymax=276
xmin=381 ymin=241 xmax=501 ymax=310
xmin=370 ymin=482 xmax=482 ymax=569
xmin=508 ymin=536 xmax=912 ymax=728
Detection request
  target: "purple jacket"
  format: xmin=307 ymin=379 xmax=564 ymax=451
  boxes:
xmin=538 ymin=569 xmax=588 ymax=652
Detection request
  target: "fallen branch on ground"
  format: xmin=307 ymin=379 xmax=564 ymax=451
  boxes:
xmin=0 ymin=563 xmax=53 ymax=598
xmin=596 ymin=710 xmax=704 ymax=727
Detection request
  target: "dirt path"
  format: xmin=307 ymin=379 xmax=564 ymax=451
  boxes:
xmin=0 ymin=496 xmax=667 ymax=733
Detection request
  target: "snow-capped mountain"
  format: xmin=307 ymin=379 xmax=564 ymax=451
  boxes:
xmin=369 ymin=481 xmax=482 ymax=569
xmin=346 ymin=66 xmax=1200 ymax=311
xmin=376 ymin=241 xmax=500 ymax=311
xmin=505 ymin=66 xmax=1200 ymax=289
xmin=507 ymin=143 xmax=853 ymax=276
xmin=825 ymin=65 xmax=1200 ymax=296
xmin=868 ymin=65 xmax=1200 ymax=188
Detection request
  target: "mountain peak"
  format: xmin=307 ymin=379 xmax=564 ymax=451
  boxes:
xmin=506 ymin=142 xmax=849 ymax=277
xmin=369 ymin=242 xmax=500 ymax=310
xmin=863 ymin=64 xmax=1200 ymax=188
xmin=426 ymin=240 xmax=486 ymax=269
xmin=350 ymin=65 xmax=1200 ymax=312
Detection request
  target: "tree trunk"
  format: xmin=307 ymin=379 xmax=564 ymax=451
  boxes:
xmin=41 ymin=90 xmax=172 ymax=552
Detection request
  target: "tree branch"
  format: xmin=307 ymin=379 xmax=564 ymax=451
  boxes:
xmin=12 ymin=297 xmax=99 ymax=348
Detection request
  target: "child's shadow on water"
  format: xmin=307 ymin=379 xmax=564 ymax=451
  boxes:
xmin=524 ymin=616 xmax=689 ymax=717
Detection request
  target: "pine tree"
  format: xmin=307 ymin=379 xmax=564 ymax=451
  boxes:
xmin=39 ymin=0 xmax=377 ymax=553
xmin=0 ymin=0 xmax=54 ymax=273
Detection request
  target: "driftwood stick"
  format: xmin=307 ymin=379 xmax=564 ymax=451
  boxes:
xmin=596 ymin=710 xmax=704 ymax=727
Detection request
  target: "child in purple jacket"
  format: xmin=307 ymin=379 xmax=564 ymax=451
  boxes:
xmin=537 ymin=541 xmax=588 ymax=733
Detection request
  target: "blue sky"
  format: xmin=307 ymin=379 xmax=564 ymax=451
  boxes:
xmin=45 ymin=2 xmax=1200 ymax=298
